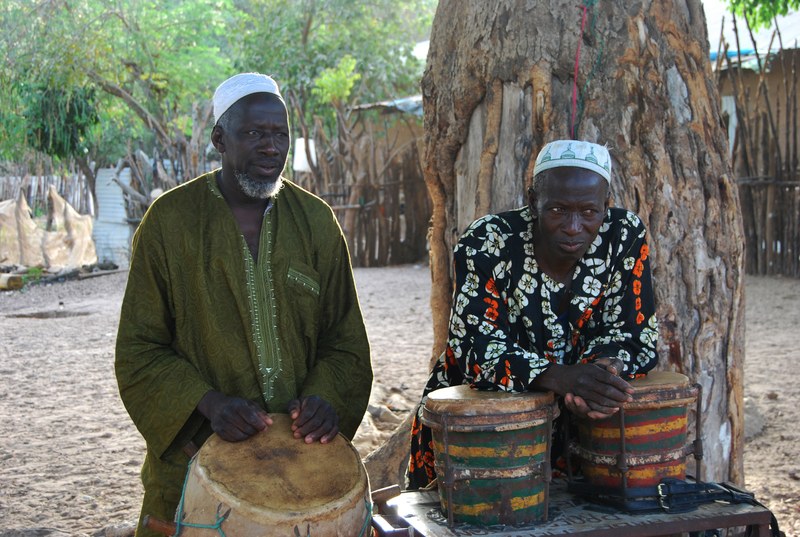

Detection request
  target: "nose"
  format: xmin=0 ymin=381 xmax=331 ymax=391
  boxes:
xmin=259 ymin=134 xmax=280 ymax=155
xmin=564 ymin=212 xmax=582 ymax=235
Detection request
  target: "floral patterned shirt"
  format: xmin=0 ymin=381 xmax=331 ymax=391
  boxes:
xmin=428 ymin=205 xmax=658 ymax=393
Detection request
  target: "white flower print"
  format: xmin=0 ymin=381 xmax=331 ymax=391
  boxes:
xmin=626 ymin=212 xmax=641 ymax=227
xmin=486 ymin=341 xmax=506 ymax=358
xmin=608 ymin=271 xmax=623 ymax=294
xmin=620 ymin=226 xmax=628 ymax=242
xmin=519 ymin=273 xmax=537 ymax=294
xmin=455 ymin=293 xmax=469 ymax=315
xmin=481 ymin=224 xmax=506 ymax=256
xmin=603 ymin=304 xmax=622 ymax=324
xmin=513 ymin=288 xmax=529 ymax=309
xmin=466 ymin=258 xmax=475 ymax=272
xmin=466 ymin=314 xmax=480 ymax=326
xmin=623 ymin=256 xmax=635 ymax=271
xmin=582 ymin=276 xmax=602 ymax=295
xmin=479 ymin=321 xmax=495 ymax=335
xmin=639 ymin=327 xmax=658 ymax=346
xmin=524 ymin=242 xmax=535 ymax=256
xmin=463 ymin=273 xmax=480 ymax=297
xmin=493 ymin=260 xmax=509 ymax=280
xmin=523 ymin=257 xmax=537 ymax=273
xmin=450 ymin=316 xmax=466 ymax=338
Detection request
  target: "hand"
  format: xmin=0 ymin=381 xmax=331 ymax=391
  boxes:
xmin=287 ymin=395 xmax=339 ymax=444
xmin=564 ymin=392 xmax=618 ymax=420
xmin=197 ymin=391 xmax=272 ymax=442
xmin=535 ymin=361 xmax=633 ymax=420
xmin=593 ymin=357 xmax=625 ymax=376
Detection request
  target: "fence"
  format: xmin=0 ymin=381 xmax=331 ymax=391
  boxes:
xmin=0 ymin=174 xmax=94 ymax=216
xmin=313 ymin=139 xmax=431 ymax=267
xmin=737 ymin=177 xmax=800 ymax=277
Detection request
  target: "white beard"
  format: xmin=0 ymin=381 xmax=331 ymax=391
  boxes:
xmin=235 ymin=171 xmax=283 ymax=199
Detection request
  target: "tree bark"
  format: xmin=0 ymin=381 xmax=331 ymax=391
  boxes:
xmin=420 ymin=0 xmax=744 ymax=484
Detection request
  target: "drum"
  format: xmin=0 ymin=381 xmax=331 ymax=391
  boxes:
xmin=174 ymin=414 xmax=372 ymax=536
xmin=421 ymin=385 xmax=559 ymax=527
xmin=569 ymin=370 xmax=700 ymax=507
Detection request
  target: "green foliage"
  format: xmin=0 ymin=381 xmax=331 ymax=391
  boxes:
xmin=727 ymin=0 xmax=800 ymax=30
xmin=0 ymin=0 xmax=436 ymax=170
xmin=312 ymin=55 xmax=362 ymax=107
xmin=236 ymin=0 xmax=435 ymax=132
xmin=23 ymin=84 xmax=98 ymax=160
xmin=22 ymin=266 xmax=43 ymax=285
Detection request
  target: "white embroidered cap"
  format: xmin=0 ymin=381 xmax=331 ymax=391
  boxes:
xmin=213 ymin=72 xmax=284 ymax=124
xmin=533 ymin=140 xmax=612 ymax=183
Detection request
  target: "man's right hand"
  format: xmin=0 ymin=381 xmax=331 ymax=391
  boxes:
xmin=533 ymin=361 xmax=633 ymax=420
xmin=197 ymin=391 xmax=272 ymax=442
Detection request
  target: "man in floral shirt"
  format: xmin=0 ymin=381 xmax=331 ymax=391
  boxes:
xmin=408 ymin=139 xmax=658 ymax=489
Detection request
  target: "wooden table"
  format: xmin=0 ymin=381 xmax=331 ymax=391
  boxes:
xmin=373 ymin=480 xmax=774 ymax=537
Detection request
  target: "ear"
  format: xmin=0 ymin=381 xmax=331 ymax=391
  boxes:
xmin=527 ymin=186 xmax=538 ymax=218
xmin=211 ymin=125 xmax=225 ymax=154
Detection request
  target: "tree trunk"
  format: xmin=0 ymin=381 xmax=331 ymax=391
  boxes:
xmin=419 ymin=0 xmax=744 ymax=484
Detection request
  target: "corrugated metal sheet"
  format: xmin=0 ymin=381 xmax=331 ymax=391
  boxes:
xmin=92 ymin=168 xmax=132 ymax=268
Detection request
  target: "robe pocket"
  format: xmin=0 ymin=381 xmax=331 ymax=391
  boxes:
xmin=286 ymin=263 xmax=321 ymax=298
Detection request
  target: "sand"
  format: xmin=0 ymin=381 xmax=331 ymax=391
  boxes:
xmin=0 ymin=267 xmax=797 ymax=536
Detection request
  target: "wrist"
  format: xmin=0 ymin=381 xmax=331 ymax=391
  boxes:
xmin=197 ymin=390 xmax=224 ymax=419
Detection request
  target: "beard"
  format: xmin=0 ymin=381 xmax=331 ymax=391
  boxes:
xmin=234 ymin=171 xmax=283 ymax=199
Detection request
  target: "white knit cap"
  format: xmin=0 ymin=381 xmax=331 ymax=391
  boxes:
xmin=213 ymin=72 xmax=284 ymax=124
xmin=533 ymin=140 xmax=612 ymax=183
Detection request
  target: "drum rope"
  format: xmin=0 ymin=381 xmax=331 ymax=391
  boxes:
xmin=173 ymin=459 xmax=229 ymax=536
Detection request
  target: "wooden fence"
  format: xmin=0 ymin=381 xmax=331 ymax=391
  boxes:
xmin=0 ymin=174 xmax=94 ymax=216
xmin=738 ymin=177 xmax=800 ymax=277
xmin=315 ymin=140 xmax=431 ymax=267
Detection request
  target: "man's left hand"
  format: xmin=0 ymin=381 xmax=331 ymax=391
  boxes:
xmin=287 ymin=395 xmax=339 ymax=444
xmin=565 ymin=357 xmax=628 ymax=420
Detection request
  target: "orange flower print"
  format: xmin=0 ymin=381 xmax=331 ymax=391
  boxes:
xmin=633 ymin=259 xmax=644 ymax=278
xmin=633 ymin=279 xmax=642 ymax=296
xmin=485 ymin=277 xmax=500 ymax=298
xmin=635 ymin=297 xmax=642 ymax=310
xmin=640 ymin=243 xmax=649 ymax=260
xmin=483 ymin=297 xmax=499 ymax=322
xmin=499 ymin=360 xmax=512 ymax=387
xmin=636 ymin=312 xmax=645 ymax=325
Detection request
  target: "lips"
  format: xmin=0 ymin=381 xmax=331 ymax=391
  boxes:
xmin=253 ymin=160 xmax=282 ymax=177
xmin=559 ymin=241 xmax=584 ymax=253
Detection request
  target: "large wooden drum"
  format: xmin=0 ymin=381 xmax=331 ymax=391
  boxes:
xmin=570 ymin=370 xmax=700 ymax=506
xmin=421 ymin=385 xmax=559 ymax=527
xmin=174 ymin=414 xmax=372 ymax=536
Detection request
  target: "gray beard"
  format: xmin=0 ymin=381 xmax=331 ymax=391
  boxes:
xmin=234 ymin=171 xmax=283 ymax=199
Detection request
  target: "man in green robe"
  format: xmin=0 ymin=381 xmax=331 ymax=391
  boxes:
xmin=115 ymin=73 xmax=372 ymax=537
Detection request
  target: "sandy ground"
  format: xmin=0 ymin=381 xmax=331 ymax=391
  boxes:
xmin=0 ymin=268 xmax=797 ymax=536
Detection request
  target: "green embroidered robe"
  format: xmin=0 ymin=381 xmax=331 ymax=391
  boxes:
xmin=115 ymin=171 xmax=372 ymax=536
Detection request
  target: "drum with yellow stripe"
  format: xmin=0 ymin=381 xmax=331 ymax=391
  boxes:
xmin=572 ymin=370 xmax=699 ymax=497
xmin=421 ymin=385 xmax=559 ymax=526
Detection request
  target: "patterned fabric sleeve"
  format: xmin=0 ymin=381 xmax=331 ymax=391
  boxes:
xmin=582 ymin=212 xmax=658 ymax=377
xmin=447 ymin=215 xmax=553 ymax=391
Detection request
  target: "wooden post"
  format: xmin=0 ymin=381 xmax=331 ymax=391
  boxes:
xmin=0 ymin=274 xmax=24 ymax=290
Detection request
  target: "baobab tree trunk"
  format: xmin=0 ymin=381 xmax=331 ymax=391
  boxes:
xmin=421 ymin=0 xmax=744 ymax=484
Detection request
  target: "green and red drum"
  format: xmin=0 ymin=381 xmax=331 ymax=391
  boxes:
xmin=421 ymin=385 xmax=559 ymax=526
xmin=570 ymin=370 xmax=700 ymax=505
